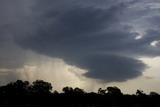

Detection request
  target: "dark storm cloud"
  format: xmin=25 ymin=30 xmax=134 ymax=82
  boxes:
xmin=84 ymin=55 xmax=145 ymax=82
xmin=0 ymin=0 xmax=33 ymax=70
xmin=147 ymin=16 xmax=160 ymax=29
xmin=0 ymin=28 xmax=26 ymax=69
xmin=65 ymin=54 xmax=146 ymax=82
xmin=13 ymin=3 xmax=129 ymax=57
xmin=2 ymin=0 xmax=160 ymax=82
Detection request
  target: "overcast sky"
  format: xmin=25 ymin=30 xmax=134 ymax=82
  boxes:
xmin=0 ymin=0 xmax=160 ymax=94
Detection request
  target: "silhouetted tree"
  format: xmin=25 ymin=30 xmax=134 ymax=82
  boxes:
xmin=53 ymin=90 xmax=59 ymax=94
xmin=150 ymin=91 xmax=159 ymax=96
xmin=0 ymin=80 xmax=160 ymax=107
xmin=14 ymin=80 xmax=29 ymax=95
xmin=98 ymin=88 xmax=106 ymax=95
xmin=62 ymin=86 xmax=73 ymax=94
xmin=31 ymin=80 xmax=52 ymax=95
xmin=106 ymin=86 xmax=122 ymax=96
xmin=3 ymin=80 xmax=29 ymax=96
xmin=136 ymin=89 xmax=146 ymax=96
xmin=74 ymin=87 xmax=85 ymax=94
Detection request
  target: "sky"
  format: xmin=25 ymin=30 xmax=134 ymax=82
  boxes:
xmin=0 ymin=0 xmax=160 ymax=94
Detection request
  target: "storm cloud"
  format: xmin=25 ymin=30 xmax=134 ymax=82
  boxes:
xmin=1 ymin=0 xmax=160 ymax=83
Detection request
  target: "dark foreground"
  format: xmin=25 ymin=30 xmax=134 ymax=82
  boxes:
xmin=0 ymin=80 xmax=160 ymax=107
xmin=1 ymin=94 xmax=160 ymax=107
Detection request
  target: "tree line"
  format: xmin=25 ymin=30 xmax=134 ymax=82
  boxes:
xmin=0 ymin=80 xmax=160 ymax=107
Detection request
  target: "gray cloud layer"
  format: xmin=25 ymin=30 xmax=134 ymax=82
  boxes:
xmin=1 ymin=0 xmax=160 ymax=82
